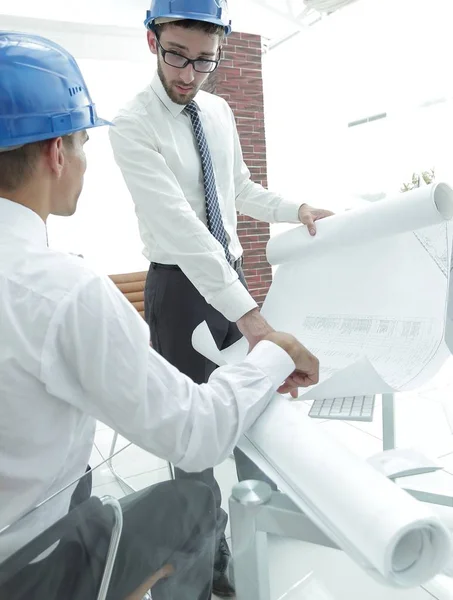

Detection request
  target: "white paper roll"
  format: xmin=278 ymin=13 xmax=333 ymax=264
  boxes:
xmin=266 ymin=183 xmax=453 ymax=266
xmin=239 ymin=395 xmax=452 ymax=587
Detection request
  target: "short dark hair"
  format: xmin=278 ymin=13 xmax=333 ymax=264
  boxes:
xmin=155 ymin=19 xmax=225 ymax=39
xmin=0 ymin=136 xmax=74 ymax=192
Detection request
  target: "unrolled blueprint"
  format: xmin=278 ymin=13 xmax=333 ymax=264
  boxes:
xmin=194 ymin=183 xmax=453 ymax=398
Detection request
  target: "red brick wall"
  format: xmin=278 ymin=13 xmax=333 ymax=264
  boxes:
xmin=207 ymin=32 xmax=272 ymax=306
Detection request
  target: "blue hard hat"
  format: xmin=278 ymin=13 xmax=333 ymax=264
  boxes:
xmin=144 ymin=0 xmax=232 ymax=36
xmin=0 ymin=32 xmax=111 ymax=149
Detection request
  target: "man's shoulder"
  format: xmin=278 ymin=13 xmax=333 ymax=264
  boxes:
xmin=35 ymin=250 xmax=103 ymax=302
xmin=197 ymin=89 xmax=231 ymax=114
xmin=41 ymin=253 xmax=141 ymax=328
xmin=112 ymin=85 xmax=159 ymax=125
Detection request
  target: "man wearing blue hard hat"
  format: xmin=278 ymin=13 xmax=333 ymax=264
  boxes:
xmin=109 ymin=0 xmax=332 ymax=595
xmin=0 ymin=30 xmax=319 ymax=600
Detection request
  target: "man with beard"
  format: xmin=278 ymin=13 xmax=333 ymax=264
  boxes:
xmin=109 ymin=1 xmax=332 ymax=595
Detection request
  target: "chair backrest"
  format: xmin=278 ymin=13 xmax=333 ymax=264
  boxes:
xmin=0 ymin=467 xmax=123 ymax=600
xmin=109 ymin=271 xmax=147 ymax=319
xmin=0 ymin=497 xmax=104 ymax=586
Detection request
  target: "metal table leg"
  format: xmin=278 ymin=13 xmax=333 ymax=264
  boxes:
xmin=382 ymin=393 xmax=396 ymax=451
xmin=229 ymin=481 xmax=272 ymax=600
xmin=229 ymin=481 xmax=338 ymax=600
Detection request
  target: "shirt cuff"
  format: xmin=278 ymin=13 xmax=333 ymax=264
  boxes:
xmin=211 ymin=278 xmax=258 ymax=322
xmin=275 ymin=199 xmax=301 ymax=224
xmin=246 ymin=340 xmax=295 ymax=389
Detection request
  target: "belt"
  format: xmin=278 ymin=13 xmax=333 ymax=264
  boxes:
xmin=152 ymin=255 xmax=244 ymax=271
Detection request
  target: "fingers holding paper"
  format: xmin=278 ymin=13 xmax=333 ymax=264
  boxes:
xmin=278 ymin=371 xmax=318 ymax=398
xmin=298 ymin=203 xmax=334 ymax=236
xmin=264 ymin=332 xmax=319 ymax=398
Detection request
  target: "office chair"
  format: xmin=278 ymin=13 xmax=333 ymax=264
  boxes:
xmin=0 ymin=494 xmax=123 ymax=600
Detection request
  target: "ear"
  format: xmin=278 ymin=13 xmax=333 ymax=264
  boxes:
xmin=147 ymin=30 xmax=158 ymax=55
xmin=46 ymin=137 xmax=65 ymax=178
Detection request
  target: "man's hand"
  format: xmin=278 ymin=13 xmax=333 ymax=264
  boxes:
xmin=237 ymin=311 xmax=319 ymax=398
xmin=298 ymin=203 xmax=334 ymax=236
xmin=264 ymin=331 xmax=319 ymax=399
xmin=237 ymin=308 xmax=274 ymax=351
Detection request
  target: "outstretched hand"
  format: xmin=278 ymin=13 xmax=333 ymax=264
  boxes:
xmin=298 ymin=203 xmax=334 ymax=236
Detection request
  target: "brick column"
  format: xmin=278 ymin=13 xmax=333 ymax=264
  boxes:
xmin=206 ymin=32 xmax=272 ymax=306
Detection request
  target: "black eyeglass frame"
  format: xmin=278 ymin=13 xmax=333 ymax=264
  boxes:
xmin=155 ymin=36 xmax=221 ymax=74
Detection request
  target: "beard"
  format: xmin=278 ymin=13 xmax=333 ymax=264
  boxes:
xmin=157 ymin=59 xmax=200 ymax=105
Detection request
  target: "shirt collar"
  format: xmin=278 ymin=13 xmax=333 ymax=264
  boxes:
xmin=0 ymin=197 xmax=48 ymax=248
xmin=151 ymin=73 xmax=200 ymax=118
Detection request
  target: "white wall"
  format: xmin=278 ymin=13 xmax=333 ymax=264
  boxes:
xmin=0 ymin=0 xmax=296 ymax=39
xmin=47 ymin=56 xmax=154 ymax=275
xmin=263 ymin=0 xmax=453 ymax=224
xmin=0 ymin=0 xmax=146 ymax=27
xmin=1 ymin=14 xmax=154 ymax=274
xmin=0 ymin=13 xmax=150 ymax=62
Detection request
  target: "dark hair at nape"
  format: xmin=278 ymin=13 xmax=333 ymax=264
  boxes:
xmin=155 ymin=19 xmax=225 ymax=38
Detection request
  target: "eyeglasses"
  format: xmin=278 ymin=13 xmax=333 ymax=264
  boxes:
xmin=155 ymin=37 xmax=220 ymax=74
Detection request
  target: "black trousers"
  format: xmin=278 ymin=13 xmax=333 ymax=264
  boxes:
xmin=0 ymin=471 xmax=216 ymax=600
xmin=144 ymin=263 xmax=276 ymax=571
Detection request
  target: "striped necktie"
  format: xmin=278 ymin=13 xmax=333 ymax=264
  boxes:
xmin=185 ymin=101 xmax=232 ymax=263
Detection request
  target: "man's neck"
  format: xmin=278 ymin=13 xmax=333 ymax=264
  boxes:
xmin=0 ymin=188 xmax=49 ymax=222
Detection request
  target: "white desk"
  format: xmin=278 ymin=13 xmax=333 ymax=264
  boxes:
xmin=382 ymin=393 xmax=453 ymax=506
xmin=229 ymin=392 xmax=453 ymax=600
xmin=229 ymin=482 xmax=453 ymax=600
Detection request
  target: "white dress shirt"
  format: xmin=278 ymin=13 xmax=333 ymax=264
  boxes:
xmin=109 ymin=74 xmax=300 ymax=323
xmin=0 ymin=197 xmax=295 ymax=561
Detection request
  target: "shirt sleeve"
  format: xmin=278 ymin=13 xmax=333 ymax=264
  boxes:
xmin=40 ymin=275 xmax=295 ymax=473
xmin=231 ymin=108 xmax=301 ymax=224
xmin=109 ymin=115 xmax=257 ymax=323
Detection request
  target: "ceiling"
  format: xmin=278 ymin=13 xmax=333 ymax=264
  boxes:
xmin=0 ymin=0 xmax=362 ymax=45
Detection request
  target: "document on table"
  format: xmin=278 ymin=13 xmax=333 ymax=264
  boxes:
xmin=191 ymin=183 xmax=453 ymax=588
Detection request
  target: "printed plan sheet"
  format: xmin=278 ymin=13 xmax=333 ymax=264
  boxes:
xmin=264 ymin=183 xmax=453 ymax=397
xmin=194 ymin=183 xmax=453 ymax=398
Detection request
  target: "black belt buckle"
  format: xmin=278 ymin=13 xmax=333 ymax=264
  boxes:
xmin=231 ymin=256 xmax=243 ymax=271
xmin=151 ymin=262 xmax=181 ymax=271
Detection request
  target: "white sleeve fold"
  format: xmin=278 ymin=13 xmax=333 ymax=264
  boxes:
xmin=41 ymin=276 xmax=295 ymax=472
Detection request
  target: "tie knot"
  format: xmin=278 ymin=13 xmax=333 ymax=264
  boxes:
xmin=185 ymin=101 xmax=198 ymax=117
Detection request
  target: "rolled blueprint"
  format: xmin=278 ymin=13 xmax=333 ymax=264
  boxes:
xmin=192 ymin=324 xmax=453 ymax=587
xmin=238 ymin=396 xmax=452 ymax=588
xmin=261 ymin=182 xmax=453 ymax=397
xmin=267 ymin=182 xmax=453 ymax=266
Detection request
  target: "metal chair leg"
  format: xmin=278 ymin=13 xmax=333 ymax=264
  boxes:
xmin=108 ymin=430 xmax=174 ymax=487
xmin=97 ymin=496 xmax=123 ymax=600
xmin=107 ymin=431 xmax=136 ymax=493
xmin=107 ymin=431 xmax=119 ymax=466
